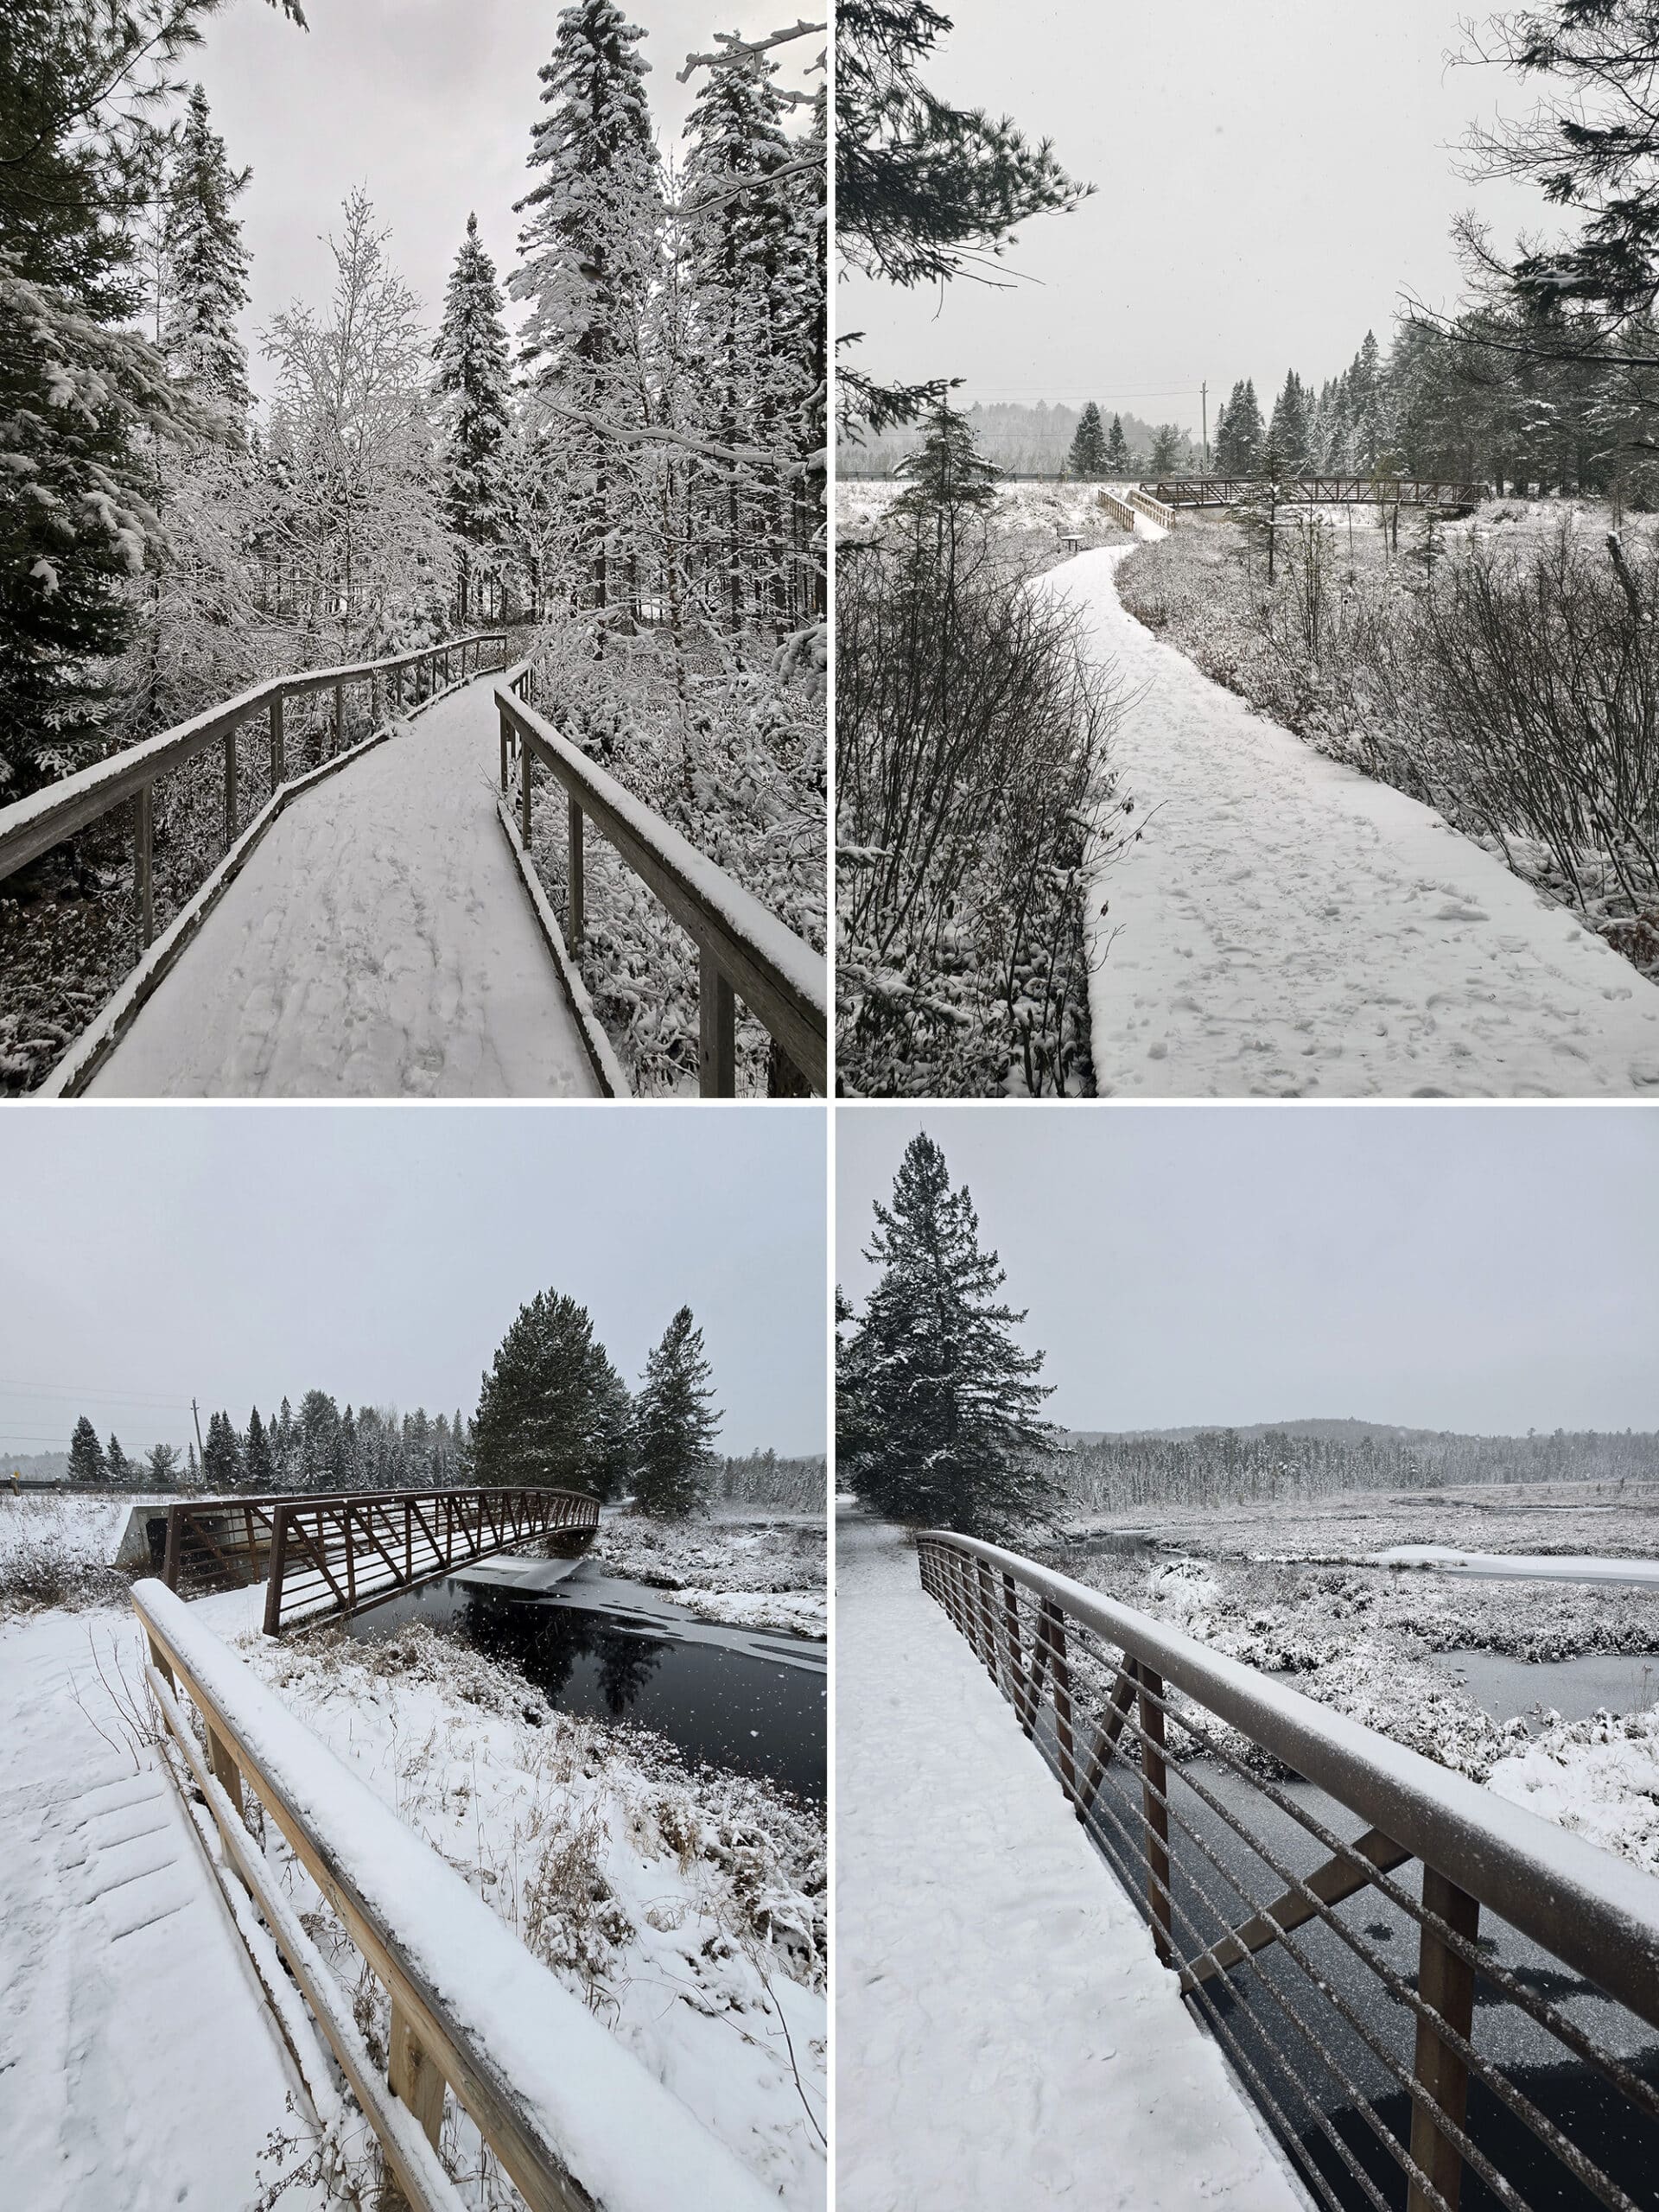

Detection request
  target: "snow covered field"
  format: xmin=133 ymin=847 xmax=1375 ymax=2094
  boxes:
xmin=0 ymin=1490 xmax=161 ymax=1616
xmin=590 ymin=1510 xmax=826 ymax=1638
xmin=1038 ymin=1485 xmax=1659 ymax=1874
xmin=84 ymin=677 xmax=601 ymax=1097
xmin=836 ymin=1513 xmax=1304 ymax=2210
xmin=1049 ymin=543 xmax=1659 ymax=1095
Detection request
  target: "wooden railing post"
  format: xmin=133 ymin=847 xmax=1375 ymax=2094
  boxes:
xmin=162 ymin=1504 xmax=184 ymax=1591
xmin=1407 ymin=1870 xmax=1479 ymax=2212
xmin=519 ymin=743 xmax=532 ymax=847
xmin=568 ymin=798 xmax=583 ymax=947
xmin=334 ymin=681 xmax=344 ymax=755
xmin=499 ymin=712 xmax=510 ymax=794
xmin=698 ymin=947 xmax=735 ymax=1096
xmin=133 ymin=783 xmax=154 ymax=950
xmin=388 ymin=1999 xmax=445 ymax=2149
xmin=223 ymin=727 xmax=238 ymax=849
xmin=270 ymin=691 xmax=285 ymax=787
xmin=371 ymin=669 xmax=381 ymax=729
xmin=1137 ymin=1663 xmax=1173 ymax=1965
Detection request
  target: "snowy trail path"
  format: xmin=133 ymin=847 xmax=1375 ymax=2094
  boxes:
xmin=1052 ymin=543 xmax=1659 ymax=1095
xmin=836 ymin=1514 xmax=1305 ymax=2212
xmin=0 ymin=1606 xmax=322 ymax=2211
xmin=89 ymin=675 xmax=599 ymax=1096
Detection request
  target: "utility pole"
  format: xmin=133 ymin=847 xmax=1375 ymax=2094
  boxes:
xmin=191 ymin=1396 xmax=204 ymax=1489
xmin=1201 ymin=379 xmax=1209 ymax=474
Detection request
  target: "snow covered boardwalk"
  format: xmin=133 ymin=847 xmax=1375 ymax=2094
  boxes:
xmin=836 ymin=1514 xmax=1303 ymax=2211
xmin=86 ymin=675 xmax=601 ymax=1097
xmin=1056 ymin=545 xmax=1659 ymax=1096
xmin=0 ymin=1606 xmax=323 ymax=2212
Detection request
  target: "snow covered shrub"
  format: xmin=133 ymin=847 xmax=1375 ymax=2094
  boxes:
xmin=523 ymin=613 xmax=825 ymax=1096
xmin=836 ymin=516 xmax=1120 ymax=1095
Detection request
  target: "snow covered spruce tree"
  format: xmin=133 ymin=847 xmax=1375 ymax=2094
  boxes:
xmin=162 ymin=85 xmax=251 ymax=416
xmin=838 ymin=1132 xmax=1058 ymax=1538
xmin=1066 ymin=401 xmax=1108 ymax=478
xmin=433 ymin=213 xmax=512 ymax=626
xmin=244 ymin=1407 xmax=275 ymax=1492
xmin=1106 ymin=411 xmax=1131 ymax=472
xmin=67 ymin=1414 xmax=106 ymax=1486
xmin=472 ymin=1287 xmax=632 ymax=1498
xmin=631 ymin=1305 xmax=721 ymax=1517
xmin=513 ymin=0 xmax=660 ymax=645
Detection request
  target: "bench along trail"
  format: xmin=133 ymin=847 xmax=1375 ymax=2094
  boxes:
xmin=86 ymin=674 xmax=599 ymax=1099
xmin=1054 ymin=540 xmax=1659 ymax=1096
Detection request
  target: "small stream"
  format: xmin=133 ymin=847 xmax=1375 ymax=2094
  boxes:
xmin=344 ymin=1559 xmax=825 ymax=1804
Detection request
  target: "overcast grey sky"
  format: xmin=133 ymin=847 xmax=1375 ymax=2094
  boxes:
xmin=0 ymin=1106 xmax=825 ymax=1460
xmin=193 ymin=0 xmax=819 ymax=398
xmin=837 ymin=1108 xmax=1659 ymax=1436
xmin=839 ymin=0 xmax=1554 ymax=435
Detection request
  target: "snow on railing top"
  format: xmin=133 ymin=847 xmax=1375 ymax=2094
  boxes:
xmin=0 ymin=632 xmax=508 ymax=883
xmin=920 ymin=1530 xmax=1659 ymax=2026
xmin=497 ymin=666 xmax=827 ymax=1091
xmin=132 ymin=1577 xmax=775 ymax=2212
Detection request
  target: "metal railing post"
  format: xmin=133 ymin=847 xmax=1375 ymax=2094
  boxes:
xmin=162 ymin=1503 xmax=184 ymax=1590
xmin=1137 ymin=1662 xmax=1173 ymax=1966
xmin=1043 ymin=1599 xmax=1077 ymax=1803
xmin=262 ymin=1508 xmax=289 ymax=1636
xmin=1407 ymin=1869 xmax=1479 ymax=2212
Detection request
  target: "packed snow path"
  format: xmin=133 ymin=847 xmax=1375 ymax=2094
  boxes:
xmin=836 ymin=1514 xmax=1304 ymax=2211
xmin=0 ymin=1605 xmax=323 ymax=2211
xmin=89 ymin=675 xmax=600 ymax=1096
xmin=1055 ymin=543 xmax=1659 ymax=1096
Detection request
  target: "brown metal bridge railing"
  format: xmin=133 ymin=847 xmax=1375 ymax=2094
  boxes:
xmin=133 ymin=1578 xmax=774 ymax=2212
xmin=918 ymin=1530 xmax=1659 ymax=2212
xmin=156 ymin=1486 xmax=598 ymax=1634
xmin=494 ymin=660 xmax=828 ymax=1097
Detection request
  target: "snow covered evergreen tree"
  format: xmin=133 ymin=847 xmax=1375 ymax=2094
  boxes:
xmin=893 ymin=402 xmax=1001 ymax=518
xmin=1214 ymin=378 xmax=1263 ymax=474
xmin=1065 ymin=401 xmax=1108 ymax=478
xmin=838 ymin=1132 xmax=1058 ymax=1538
xmin=202 ymin=1408 xmax=242 ymax=1490
xmin=433 ymin=213 xmax=513 ymax=626
xmin=245 ymin=1406 xmax=274 ymax=1492
xmin=513 ymin=1 xmax=660 ymax=643
xmin=1268 ymin=371 xmax=1310 ymax=474
xmin=631 ymin=1305 xmax=721 ymax=1518
xmin=147 ymin=1441 xmax=181 ymax=1486
xmin=1148 ymin=421 xmax=1186 ymax=474
xmin=68 ymin=1415 xmax=106 ymax=1485
xmin=105 ymin=1433 xmax=132 ymax=1486
xmin=472 ymin=1288 xmax=631 ymax=1497
xmin=1105 ymin=412 xmax=1131 ymax=473
xmin=162 ymin=85 xmax=251 ymax=417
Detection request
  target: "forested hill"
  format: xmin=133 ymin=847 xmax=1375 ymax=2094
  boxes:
xmin=1057 ymin=1423 xmax=1659 ymax=1513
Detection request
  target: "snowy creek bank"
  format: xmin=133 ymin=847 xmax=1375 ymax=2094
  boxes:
xmin=341 ymin=1560 xmax=827 ymax=1804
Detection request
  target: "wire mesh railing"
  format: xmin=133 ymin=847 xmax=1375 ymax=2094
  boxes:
xmin=916 ymin=1530 xmax=1659 ymax=2212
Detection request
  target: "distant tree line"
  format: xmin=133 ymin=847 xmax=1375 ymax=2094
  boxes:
xmin=61 ymin=1287 xmax=744 ymax=1521
xmin=1060 ymin=1425 xmax=1659 ymax=1515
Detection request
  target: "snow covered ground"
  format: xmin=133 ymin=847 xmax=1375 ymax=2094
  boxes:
xmin=591 ymin=1510 xmax=826 ymax=1639
xmin=0 ymin=1604 xmax=327 ymax=2211
xmin=836 ymin=1512 xmax=1306 ymax=2211
xmin=1371 ymin=1543 xmax=1659 ymax=1586
xmin=1046 ymin=543 xmax=1659 ymax=1096
xmin=86 ymin=677 xmax=601 ymax=1096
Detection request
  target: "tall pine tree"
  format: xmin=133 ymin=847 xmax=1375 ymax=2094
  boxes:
xmin=473 ymin=1288 xmax=632 ymax=1497
xmin=1065 ymin=401 xmax=1108 ymax=478
xmin=839 ymin=1132 xmax=1058 ymax=1538
xmin=434 ymin=213 xmax=513 ymax=626
xmin=631 ymin=1306 xmax=721 ymax=1518
xmin=245 ymin=1406 xmax=275 ymax=1492
xmin=1105 ymin=412 xmax=1131 ymax=472
xmin=162 ymin=85 xmax=251 ymax=417
xmin=67 ymin=1414 xmax=106 ymax=1486
xmin=513 ymin=1 xmax=660 ymax=641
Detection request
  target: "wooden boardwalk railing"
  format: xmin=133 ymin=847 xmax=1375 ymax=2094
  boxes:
xmin=154 ymin=1485 xmax=597 ymax=1632
xmin=135 ymin=1579 xmax=773 ymax=2212
xmin=496 ymin=661 xmax=828 ymax=1096
xmin=0 ymin=632 xmax=509 ymax=952
xmin=1148 ymin=476 xmax=1486 ymax=512
xmin=1127 ymin=485 xmax=1178 ymax=531
xmin=918 ymin=1530 xmax=1659 ymax=2212
xmin=1097 ymin=487 xmax=1139 ymax=532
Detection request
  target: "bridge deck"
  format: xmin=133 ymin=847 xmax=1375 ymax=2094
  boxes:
xmin=87 ymin=674 xmax=601 ymax=1097
xmin=0 ymin=1605 xmax=323 ymax=2210
xmin=836 ymin=1513 xmax=1302 ymax=2210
